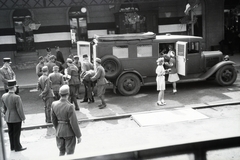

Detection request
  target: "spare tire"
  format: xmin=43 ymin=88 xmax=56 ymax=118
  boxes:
xmin=101 ymin=55 xmax=122 ymax=79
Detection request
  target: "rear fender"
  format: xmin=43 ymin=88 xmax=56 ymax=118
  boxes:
xmin=200 ymin=61 xmax=236 ymax=79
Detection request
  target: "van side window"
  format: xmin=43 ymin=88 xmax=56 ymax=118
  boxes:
xmin=188 ymin=42 xmax=200 ymax=54
xmin=113 ymin=45 xmax=128 ymax=58
xmin=137 ymin=44 xmax=152 ymax=57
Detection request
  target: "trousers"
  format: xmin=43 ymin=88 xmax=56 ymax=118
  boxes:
xmin=7 ymin=122 xmax=22 ymax=151
xmin=56 ymin=136 xmax=76 ymax=156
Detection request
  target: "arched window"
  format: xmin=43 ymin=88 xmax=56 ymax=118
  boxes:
xmin=13 ymin=9 xmax=35 ymax=52
xmin=69 ymin=7 xmax=88 ymax=46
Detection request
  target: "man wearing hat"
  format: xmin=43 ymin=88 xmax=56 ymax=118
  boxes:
xmin=81 ymin=54 xmax=94 ymax=103
xmin=55 ymin=46 xmax=65 ymax=64
xmin=91 ymin=57 xmax=108 ymax=109
xmin=38 ymin=66 xmax=55 ymax=123
xmin=51 ymin=85 xmax=82 ymax=156
xmin=1 ymin=80 xmax=27 ymax=152
xmin=0 ymin=58 xmax=16 ymax=92
xmin=48 ymin=65 xmax=65 ymax=100
xmin=65 ymin=58 xmax=80 ymax=111
xmin=45 ymin=55 xmax=57 ymax=74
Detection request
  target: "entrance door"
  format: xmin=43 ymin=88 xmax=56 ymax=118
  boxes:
xmin=13 ymin=9 xmax=35 ymax=53
xmin=176 ymin=41 xmax=187 ymax=76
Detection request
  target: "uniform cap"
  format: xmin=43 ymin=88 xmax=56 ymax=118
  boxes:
xmin=95 ymin=57 xmax=101 ymax=64
xmin=49 ymin=55 xmax=56 ymax=60
xmin=59 ymin=85 xmax=69 ymax=95
xmin=53 ymin=65 xmax=59 ymax=71
xmin=42 ymin=66 xmax=48 ymax=72
xmin=3 ymin=58 xmax=11 ymax=63
xmin=7 ymin=80 xmax=16 ymax=88
xmin=73 ymin=55 xmax=79 ymax=59
xmin=66 ymin=58 xmax=73 ymax=63
xmin=38 ymin=56 xmax=43 ymax=61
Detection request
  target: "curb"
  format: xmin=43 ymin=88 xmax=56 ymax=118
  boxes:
xmin=3 ymin=98 xmax=240 ymax=132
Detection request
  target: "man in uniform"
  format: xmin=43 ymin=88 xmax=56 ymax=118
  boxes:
xmin=73 ymin=55 xmax=81 ymax=99
xmin=38 ymin=66 xmax=54 ymax=123
xmin=1 ymin=80 xmax=26 ymax=152
xmin=51 ymin=85 xmax=82 ymax=156
xmin=0 ymin=58 xmax=16 ymax=92
xmin=36 ymin=56 xmax=45 ymax=77
xmin=91 ymin=58 xmax=108 ymax=109
xmin=66 ymin=58 xmax=80 ymax=111
xmin=81 ymin=54 xmax=94 ymax=103
xmin=48 ymin=66 xmax=65 ymax=100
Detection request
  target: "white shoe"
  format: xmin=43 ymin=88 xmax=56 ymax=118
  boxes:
xmin=173 ymin=89 xmax=177 ymax=94
xmin=161 ymin=101 xmax=166 ymax=105
xmin=157 ymin=101 xmax=164 ymax=106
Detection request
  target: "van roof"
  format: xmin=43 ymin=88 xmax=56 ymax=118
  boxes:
xmin=155 ymin=34 xmax=203 ymax=41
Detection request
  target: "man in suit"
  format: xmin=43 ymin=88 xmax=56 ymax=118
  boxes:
xmin=38 ymin=66 xmax=54 ymax=123
xmin=81 ymin=54 xmax=94 ymax=103
xmin=91 ymin=58 xmax=108 ymax=109
xmin=1 ymin=80 xmax=26 ymax=152
xmin=0 ymin=58 xmax=16 ymax=92
xmin=51 ymin=85 xmax=82 ymax=156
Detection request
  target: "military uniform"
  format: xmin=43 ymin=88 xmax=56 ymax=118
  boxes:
xmin=51 ymin=85 xmax=81 ymax=156
xmin=81 ymin=56 xmax=94 ymax=102
xmin=66 ymin=59 xmax=80 ymax=110
xmin=38 ymin=66 xmax=54 ymax=123
xmin=48 ymin=66 xmax=65 ymax=100
xmin=0 ymin=58 xmax=16 ymax=92
xmin=1 ymin=80 xmax=26 ymax=152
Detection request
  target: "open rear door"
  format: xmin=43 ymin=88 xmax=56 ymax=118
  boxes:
xmin=77 ymin=41 xmax=91 ymax=64
xmin=176 ymin=41 xmax=187 ymax=76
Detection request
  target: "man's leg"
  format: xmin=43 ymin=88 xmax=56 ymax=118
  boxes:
xmin=13 ymin=122 xmax=23 ymax=151
xmin=65 ymin=136 xmax=76 ymax=155
xmin=56 ymin=137 xmax=66 ymax=156
xmin=7 ymin=123 xmax=14 ymax=151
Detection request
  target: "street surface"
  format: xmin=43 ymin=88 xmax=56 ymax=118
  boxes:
xmin=1 ymin=66 xmax=240 ymax=160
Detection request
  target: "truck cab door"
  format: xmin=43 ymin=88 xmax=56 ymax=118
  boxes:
xmin=77 ymin=41 xmax=91 ymax=64
xmin=176 ymin=41 xmax=187 ymax=76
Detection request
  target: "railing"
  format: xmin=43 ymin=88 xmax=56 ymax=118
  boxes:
xmin=78 ymin=136 xmax=240 ymax=160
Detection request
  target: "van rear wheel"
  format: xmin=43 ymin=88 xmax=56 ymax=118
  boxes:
xmin=117 ymin=73 xmax=141 ymax=96
xmin=216 ymin=65 xmax=237 ymax=86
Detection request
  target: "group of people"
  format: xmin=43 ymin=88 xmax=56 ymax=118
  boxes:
xmin=156 ymin=44 xmax=179 ymax=106
xmin=0 ymin=45 xmax=108 ymax=156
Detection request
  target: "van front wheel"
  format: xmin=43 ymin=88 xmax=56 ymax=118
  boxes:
xmin=117 ymin=73 xmax=141 ymax=96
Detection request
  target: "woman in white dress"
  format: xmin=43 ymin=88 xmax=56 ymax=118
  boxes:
xmin=156 ymin=57 xmax=167 ymax=106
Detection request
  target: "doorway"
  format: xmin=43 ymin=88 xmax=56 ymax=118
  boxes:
xmin=13 ymin=9 xmax=35 ymax=53
xmin=69 ymin=7 xmax=88 ymax=47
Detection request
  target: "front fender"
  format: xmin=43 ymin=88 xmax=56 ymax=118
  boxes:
xmin=200 ymin=61 xmax=236 ymax=79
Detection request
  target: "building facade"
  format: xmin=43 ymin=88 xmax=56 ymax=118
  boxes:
xmin=0 ymin=0 xmax=225 ymax=65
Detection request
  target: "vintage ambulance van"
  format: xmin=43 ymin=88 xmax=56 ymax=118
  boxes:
xmin=77 ymin=32 xmax=237 ymax=96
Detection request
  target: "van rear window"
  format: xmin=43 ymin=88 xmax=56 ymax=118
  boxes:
xmin=113 ymin=46 xmax=128 ymax=58
xmin=137 ymin=44 xmax=152 ymax=57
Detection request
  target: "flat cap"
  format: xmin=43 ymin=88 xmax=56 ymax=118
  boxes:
xmin=7 ymin=80 xmax=16 ymax=87
xmin=59 ymin=85 xmax=69 ymax=95
xmin=42 ymin=66 xmax=48 ymax=72
xmin=95 ymin=57 xmax=101 ymax=64
xmin=3 ymin=58 xmax=11 ymax=63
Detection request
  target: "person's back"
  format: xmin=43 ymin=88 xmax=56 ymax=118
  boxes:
xmin=49 ymin=72 xmax=64 ymax=92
